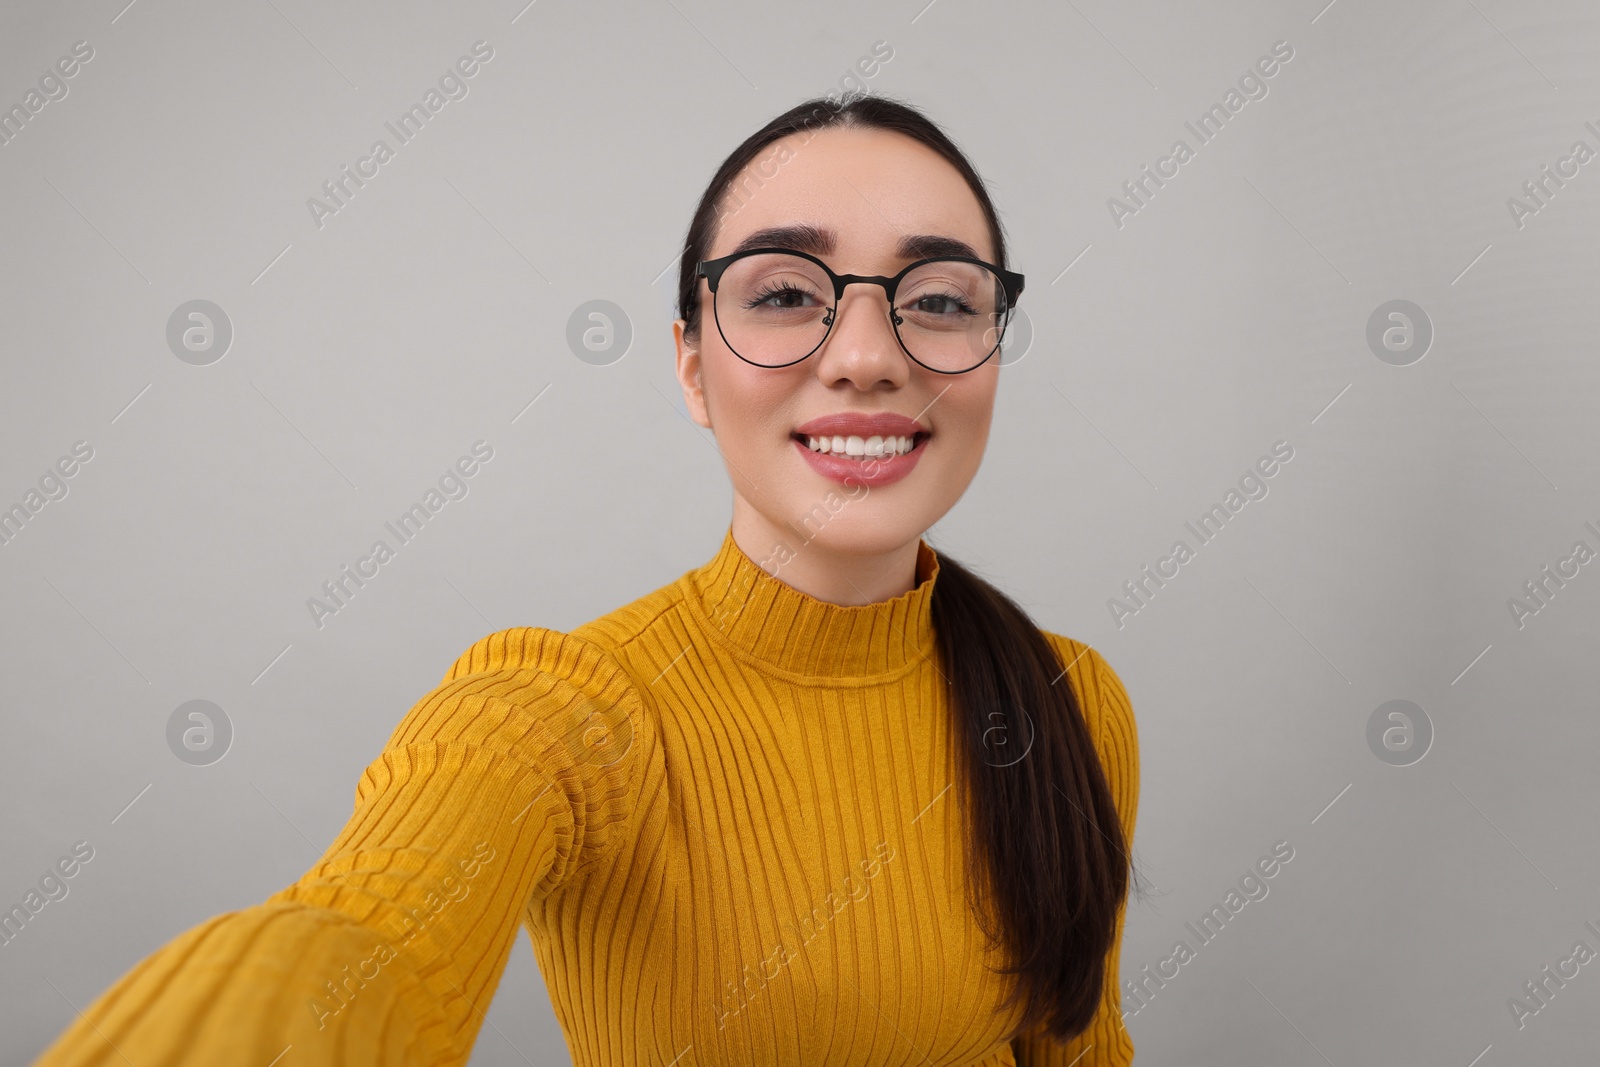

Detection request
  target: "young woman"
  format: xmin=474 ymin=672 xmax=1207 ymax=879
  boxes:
xmin=36 ymin=94 xmax=1143 ymax=1066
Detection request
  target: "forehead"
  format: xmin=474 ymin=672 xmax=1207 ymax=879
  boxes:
xmin=707 ymin=125 xmax=994 ymax=264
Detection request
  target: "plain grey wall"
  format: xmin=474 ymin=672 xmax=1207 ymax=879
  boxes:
xmin=4 ymin=0 xmax=1598 ymax=1063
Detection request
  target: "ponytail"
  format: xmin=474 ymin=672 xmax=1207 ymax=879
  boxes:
xmin=932 ymin=551 xmax=1135 ymax=1039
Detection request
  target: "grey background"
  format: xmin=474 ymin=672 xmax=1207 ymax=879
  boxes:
xmin=3 ymin=0 xmax=1597 ymax=1063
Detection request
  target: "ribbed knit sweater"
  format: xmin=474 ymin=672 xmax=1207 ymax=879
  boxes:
xmin=35 ymin=524 xmax=1139 ymax=1066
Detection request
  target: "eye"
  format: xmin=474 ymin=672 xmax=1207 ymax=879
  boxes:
xmin=906 ymin=292 xmax=978 ymax=316
xmin=743 ymin=283 xmax=822 ymax=312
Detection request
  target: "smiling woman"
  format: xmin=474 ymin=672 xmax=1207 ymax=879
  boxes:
xmin=669 ymin=96 xmax=1144 ymax=1064
xmin=35 ymin=94 xmax=1144 ymax=1067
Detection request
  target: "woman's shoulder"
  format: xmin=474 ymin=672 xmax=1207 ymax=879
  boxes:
xmin=1037 ymin=630 xmax=1140 ymax=838
xmin=439 ymin=624 xmax=641 ymax=690
xmin=384 ymin=626 xmax=661 ymax=803
xmin=1035 ymin=630 xmax=1137 ymax=754
xmin=401 ymin=625 xmax=664 ymax=882
xmin=431 ymin=624 xmax=662 ymax=753
xmin=427 ymin=563 xmax=694 ymax=748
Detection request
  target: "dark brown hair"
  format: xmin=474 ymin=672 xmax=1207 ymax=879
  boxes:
xmin=675 ymin=93 xmax=1145 ymax=1041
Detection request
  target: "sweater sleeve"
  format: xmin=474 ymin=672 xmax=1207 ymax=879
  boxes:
xmin=33 ymin=627 xmax=655 ymax=1067
xmin=1012 ymin=642 xmax=1141 ymax=1067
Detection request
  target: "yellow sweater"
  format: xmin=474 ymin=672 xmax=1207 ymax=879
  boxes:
xmin=35 ymin=525 xmax=1139 ymax=1066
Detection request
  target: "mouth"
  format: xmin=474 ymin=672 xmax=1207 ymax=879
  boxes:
xmin=789 ymin=430 xmax=932 ymax=460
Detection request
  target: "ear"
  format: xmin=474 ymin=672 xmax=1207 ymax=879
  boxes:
xmin=674 ymin=318 xmax=713 ymax=430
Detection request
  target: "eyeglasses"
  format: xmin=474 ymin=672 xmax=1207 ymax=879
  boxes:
xmin=696 ymin=247 xmax=1025 ymax=375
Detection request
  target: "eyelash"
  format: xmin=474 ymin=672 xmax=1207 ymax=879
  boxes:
xmin=742 ymin=283 xmax=816 ymax=311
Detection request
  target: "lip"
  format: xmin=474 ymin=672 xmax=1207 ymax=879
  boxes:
xmin=791 ymin=426 xmax=929 ymax=489
xmin=793 ymin=412 xmax=928 ymax=439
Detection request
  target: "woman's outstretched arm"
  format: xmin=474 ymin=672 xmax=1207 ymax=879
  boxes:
xmin=33 ymin=627 xmax=655 ymax=1067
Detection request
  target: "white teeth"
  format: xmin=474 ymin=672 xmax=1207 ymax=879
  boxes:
xmin=803 ymin=433 xmax=918 ymax=458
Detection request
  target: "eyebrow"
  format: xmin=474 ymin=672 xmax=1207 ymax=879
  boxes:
xmin=728 ymin=224 xmax=982 ymax=262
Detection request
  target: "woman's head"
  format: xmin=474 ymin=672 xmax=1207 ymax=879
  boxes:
xmin=673 ymin=95 xmax=1018 ymax=561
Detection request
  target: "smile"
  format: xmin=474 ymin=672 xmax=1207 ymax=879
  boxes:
xmin=789 ymin=431 xmax=930 ymax=488
xmin=794 ymin=432 xmax=928 ymax=459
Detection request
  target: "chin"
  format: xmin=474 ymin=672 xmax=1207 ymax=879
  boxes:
xmin=777 ymin=503 xmax=934 ymax=557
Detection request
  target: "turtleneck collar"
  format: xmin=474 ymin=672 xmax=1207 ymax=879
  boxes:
xmin=680 ymin=524 xmax=941 ymax=684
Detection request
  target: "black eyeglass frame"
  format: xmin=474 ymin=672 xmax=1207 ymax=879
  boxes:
xmin=696 ymin=246 xmax=1026 ymax=375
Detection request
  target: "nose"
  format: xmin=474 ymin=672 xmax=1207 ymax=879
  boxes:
xmin=811 ymin=284 xmax=910 ymax=389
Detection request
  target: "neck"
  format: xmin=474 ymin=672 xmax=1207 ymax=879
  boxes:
xmin=685 ymin=514 xmax=942 ymax=682
xmin=730 ymin=501 xmax=924 ymax=607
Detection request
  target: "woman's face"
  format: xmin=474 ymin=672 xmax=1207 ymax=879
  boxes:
xmin=674 ymin=124 xmax=1001 ymax=564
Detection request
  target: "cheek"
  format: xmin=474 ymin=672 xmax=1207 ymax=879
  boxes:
xmin=703 ymin=350 xmax=799 ymax=447
xmin=940 ymin=377 xmax=998 ymax=446
xmin=926 ymin=384 xmax=997 ymax=489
